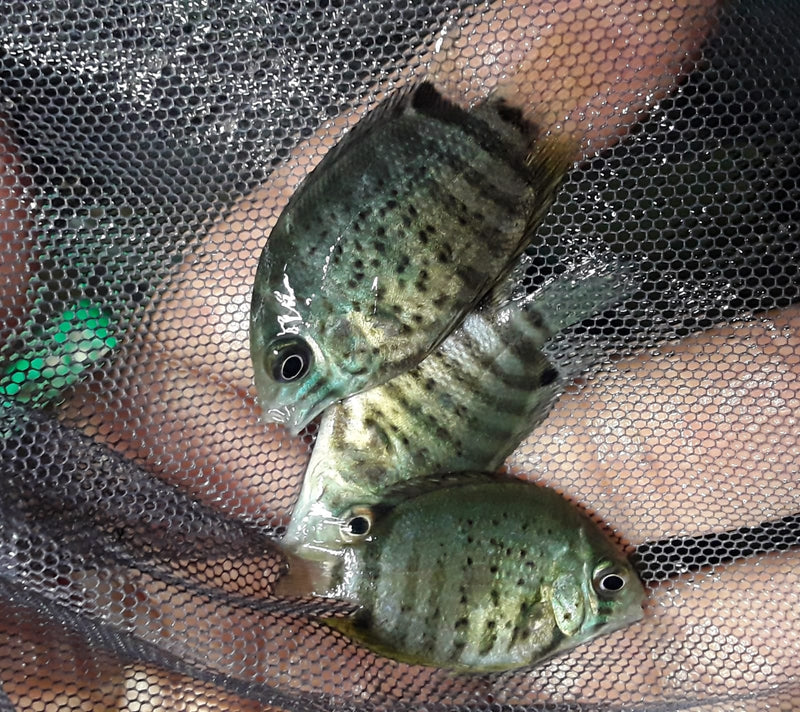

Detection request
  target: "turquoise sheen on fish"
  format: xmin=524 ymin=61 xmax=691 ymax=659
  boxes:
xmin=282 ymin=259 xmax=629 ymax=558
xmin=277 ymin=478 xmax=645 ymax=672
xmin=250 ymin=82 xmax=576 ymax=433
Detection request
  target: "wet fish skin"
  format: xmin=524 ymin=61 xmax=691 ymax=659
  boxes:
xmin=250 ymin=82 xmax=577 ymax=434
xmin=282 ymin=259 xmax=631 ymax=558
xmin=279 ymin=478 xmax=645 ymax=672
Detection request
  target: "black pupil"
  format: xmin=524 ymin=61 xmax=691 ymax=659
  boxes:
xmin=280 ymin=352 xmax=306 ymax=381
xmin=600 ymin=574 xmax=625 ymax=592
xmin=348 ymin=516 xmax=370 ymax=536
xmin=270 ymin=340 xmax=311 ymax=383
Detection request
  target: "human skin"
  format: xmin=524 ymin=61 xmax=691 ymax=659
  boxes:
xmin=4 ymin=0 xmax=800 ymax=708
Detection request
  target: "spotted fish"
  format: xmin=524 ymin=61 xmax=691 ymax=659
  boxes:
xmin=250 ymin=82 xmax=578 ymax=434
xmin=282 ymin=256 xmax=632 ymax=558
xmin=277 ymin=476 xmax=645 ymax=672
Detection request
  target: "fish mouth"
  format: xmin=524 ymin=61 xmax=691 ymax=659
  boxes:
xmin=261 ymin=403 xmax=310 ymax=437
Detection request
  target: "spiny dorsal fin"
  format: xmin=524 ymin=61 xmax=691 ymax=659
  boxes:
xmin=353 ymin=471 xmax=509 ymax=511
xmin=308 ymin=82 xmax=467 ymax=177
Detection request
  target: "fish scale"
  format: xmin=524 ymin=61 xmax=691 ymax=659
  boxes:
xmin=286 ymin=479 xmax=645 ymax=672
xmin=250 ymin=81 xmax=578 ymax=433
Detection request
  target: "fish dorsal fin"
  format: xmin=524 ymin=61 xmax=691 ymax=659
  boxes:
xmin=308 ymin=82 xmax=465 ymax=177
xmin=320 ymin=613 xmax=437 ymax=668
xmin=351 ymin=471 xmax=507 ymax=511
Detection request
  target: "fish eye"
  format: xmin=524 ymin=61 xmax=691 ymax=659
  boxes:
xmin=268 ymin=337 xmax=312 ymax=383
xmin=593 ymin=565 xmax=628 ymax=596
xmin=339 ymin=507 xmax=373 ymax=542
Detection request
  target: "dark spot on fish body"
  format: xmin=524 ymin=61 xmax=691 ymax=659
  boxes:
xmin=432 ymin=293 xmax=449 ymax=310
xmin=479 ymin=624 xmax=498 ymax=656
xmin=490 ymin=589 xmax=500 ymax=607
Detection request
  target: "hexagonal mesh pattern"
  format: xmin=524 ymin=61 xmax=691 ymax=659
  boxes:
xmin=0 ymin=0 xmax=799 ymax=710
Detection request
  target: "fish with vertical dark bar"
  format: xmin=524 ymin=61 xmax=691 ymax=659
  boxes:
xmin=277 ymin=477 xmax=645 ymax=672
xmin=282 ymin=257 xmax=632 ymax=558
xmin=250 ymin=82 xmax=577 ymax=434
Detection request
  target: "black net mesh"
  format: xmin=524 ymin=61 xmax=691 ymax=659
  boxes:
xmin=0 ymin=0 xmax=799 ymax=709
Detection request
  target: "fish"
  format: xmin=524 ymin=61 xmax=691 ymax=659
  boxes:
xmin=250 ymin=81 xmax=578 ymax=434
xmin=281 ymin=256 xmax=632 ymax=559
xmin=277 ymin=476 xmax=645 ymax=673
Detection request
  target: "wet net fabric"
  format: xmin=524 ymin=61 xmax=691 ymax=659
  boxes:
xmin=0 ymin=1 xmax=799 ymax=710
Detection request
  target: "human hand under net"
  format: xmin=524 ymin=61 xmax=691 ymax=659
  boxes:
xmin=1 ymin=0 xmax=799 ymax=708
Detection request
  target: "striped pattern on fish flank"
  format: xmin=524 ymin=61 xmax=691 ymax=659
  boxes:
xmin=327 ymin=300 xmax=562 ymax=493
xmin=340 ymin=115 xmax=541 ymax=338
xmin=319 ymin=481 xmax=644 ymax=671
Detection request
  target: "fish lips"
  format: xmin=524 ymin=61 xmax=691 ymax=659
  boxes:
xmin=254 ymin=389 xmax=317 ymax=437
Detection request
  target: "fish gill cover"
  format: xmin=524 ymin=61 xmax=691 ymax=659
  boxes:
xmin=0 ymin=0 xmax=798 ymax=710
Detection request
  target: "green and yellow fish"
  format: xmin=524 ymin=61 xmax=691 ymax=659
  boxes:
xmin=250 ymin=82 xmax=577 ymax=433
xmin=281 ymin=257 xmax=631 ymax=558
xmin=278 ymin=477 xmax=645 ymax=673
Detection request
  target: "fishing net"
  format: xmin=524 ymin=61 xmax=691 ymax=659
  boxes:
xmin=0 ymin=0 xmax=798 ymax=709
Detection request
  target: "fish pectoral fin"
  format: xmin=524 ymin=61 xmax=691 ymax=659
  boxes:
xmin=550 ymin=573 xmax=586 ymax=637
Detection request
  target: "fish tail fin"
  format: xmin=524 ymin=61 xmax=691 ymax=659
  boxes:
xmin=273 ymin=549 xmax=336 ymax=598
xmin=525 ymin=258 xmax=637 ymax=335
xmin=538 ymin=256 xmax=641 ymax=382
xmin=501 ymin=255 xmax=638 ymax=383
xmin=523 ymin=128 xmax=580 ymax=189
